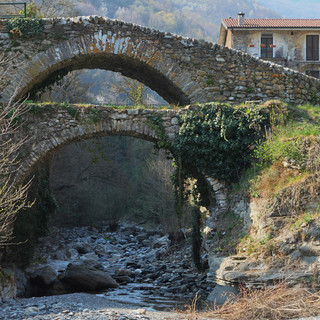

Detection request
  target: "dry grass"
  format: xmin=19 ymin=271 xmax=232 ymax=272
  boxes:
xmin=207 ymin=282 xmax=320 ymax=320
xmin=253 ymin=162 xmax=304 ymax=199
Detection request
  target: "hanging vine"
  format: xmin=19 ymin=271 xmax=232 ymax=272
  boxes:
xmin=147 ymin=102 xmax=270 ymax=217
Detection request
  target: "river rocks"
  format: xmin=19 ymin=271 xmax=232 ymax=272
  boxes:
xmin=59 ymin=261 xmax=118 ymax=291
xmin=152 ymin=235 xmax=170 ymax=249
xmin=207 ymin=284 xmax=239 ymax=305
xmin=74 ymin=242 xmax=92 ymax=254
xmin=16 ymin=223 xmax=211 ymax=307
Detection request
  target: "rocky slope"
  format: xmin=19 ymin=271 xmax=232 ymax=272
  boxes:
xmin=204 ymin=103 xmax=320 ymax=298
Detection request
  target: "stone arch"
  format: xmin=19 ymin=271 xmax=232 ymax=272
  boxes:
xmin=16 ymin=105 xmax=181 ymax=182
xmin=15 ymin=104 xmax=222 ymax=211
xmin=1 ymin=16 xmax=320 ymax=104
xmin=2 ymin=24 xmax=196 ymax=105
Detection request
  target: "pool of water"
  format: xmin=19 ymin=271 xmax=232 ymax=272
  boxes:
xmin=100 ymin=283 xmax=200 ymax=311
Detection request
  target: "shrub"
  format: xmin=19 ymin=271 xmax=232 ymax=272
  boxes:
xmin=8 ymin=17 xmax=44 ymax=40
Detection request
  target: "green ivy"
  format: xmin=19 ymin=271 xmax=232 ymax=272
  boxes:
xmin=8 ymin=17 xmax=44 ymax=40
xmin=175 ymin=103 xmax=269 ymax=184
xmin=148 ymin=102 xmax=270 ymax=216
xmin=191 ymin=205 xmax=202 ymax=271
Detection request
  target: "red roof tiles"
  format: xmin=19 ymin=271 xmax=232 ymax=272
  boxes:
xmin=223 ymin=18 xmax=320 ymax=29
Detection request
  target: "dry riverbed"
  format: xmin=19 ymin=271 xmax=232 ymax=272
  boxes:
xmin=0 ymin=292 xmax=216 ymax=320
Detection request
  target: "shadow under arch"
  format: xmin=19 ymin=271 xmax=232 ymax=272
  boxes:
xmin=21 ymin=53 xmax=190 ymax=106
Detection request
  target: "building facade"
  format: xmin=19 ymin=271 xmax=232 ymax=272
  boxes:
xmin=219 ymin=13 xmax=320 ymax=78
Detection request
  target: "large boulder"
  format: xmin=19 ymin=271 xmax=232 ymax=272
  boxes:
xmin=28 ymin=265 xmax=58 ymax=286
xmin=59 ymin=260 xmax=118 ymax=291
xmin=73 ymin=242 xmax=92 ymax=254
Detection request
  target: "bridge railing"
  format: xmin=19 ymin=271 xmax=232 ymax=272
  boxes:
xmin=0 ymin=2 xmax=26 ymax=19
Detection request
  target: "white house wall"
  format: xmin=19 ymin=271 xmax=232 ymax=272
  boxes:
xmin=231 ymin=29 xmax=320 ymax=74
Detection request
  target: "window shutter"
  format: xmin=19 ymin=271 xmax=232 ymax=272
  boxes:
xmin=314 ymin=35 xmax=319 ymax=60
xmin=306 ymin=35 xmax=319 ymax=60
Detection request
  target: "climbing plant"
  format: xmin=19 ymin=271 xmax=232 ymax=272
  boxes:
xmin=148 ymin=102 xmax=270 ymax=216
xmin=175 ymin=103 xmax=269 ymax=184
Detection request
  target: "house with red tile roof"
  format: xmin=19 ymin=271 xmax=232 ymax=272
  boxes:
xmin=218 ymin=13 xmax=320 ymax=78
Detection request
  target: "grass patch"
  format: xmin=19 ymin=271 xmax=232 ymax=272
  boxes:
xmin=291 ymin=208 xmax=320 ymax=231
xmin=251 ymin=162 xmax=307 ymax=199
xmin=236 ymin=232 xmax=278 ymax=258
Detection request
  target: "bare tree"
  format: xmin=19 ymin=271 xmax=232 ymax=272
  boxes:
xmin=0 ymin=52 xmax=31 ymax=247
xmin=2 ymin=0 xmax=81 ymax=18
xmin=113 ymin=77 xmax=148 ymax=106
xmin=32 ymin=0 xmax=81 ymax=18
xmin=37 ymin=70 xmax=92 ymax=103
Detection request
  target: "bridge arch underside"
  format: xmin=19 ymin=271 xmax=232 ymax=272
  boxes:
xmin=18 ymin=53 xmax=190 ymax=106
xmin=16 ymin=104 xmax=183 ymax=183
xmin=19 ymin=126 xmax=159 ymax=183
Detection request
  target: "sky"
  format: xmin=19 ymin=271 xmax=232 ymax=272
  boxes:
xmin=261 ymin=0 xmax=320 ymax=18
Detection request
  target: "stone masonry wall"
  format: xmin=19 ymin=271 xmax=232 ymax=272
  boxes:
xmin=13 ymin=104 xmax=182 ymax=181
xmin=0 ymin=16 xmax=320 ymax=105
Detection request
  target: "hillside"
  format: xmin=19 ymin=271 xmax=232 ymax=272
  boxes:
xmin=76 ymin=0 xmax=280 ymax=42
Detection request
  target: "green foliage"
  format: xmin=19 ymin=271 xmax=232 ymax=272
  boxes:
xmin=291 ymin=209 xmax=320 ymax=230
xmin=8 ymin=17 xmax=44 ymax=40
xmin=310 ymin=91 xmax=320 ymax=105
xmin=148 ymin=102 xmax=269 ymax=219
xmin=21 ymin=3 xmax=43 ymax=18
xmin=254 ymin=102 xmax=320 ymax=169
xmin=27 ymin=103 xmax=54 ymax=114
xmin=255 ymin=137 xmax=304 ymax=168
xmin=146 ymin=115 xmax=174 ymax=151
xmin=174 ymin=103 xmax=269 ymax=184
xmin=61 ymin=104 xmax=78 ymax=118
xmin=206 ymin=75 xmax=214 ymax=86
xmin=88 ymin=108 xmax=100 ymax=123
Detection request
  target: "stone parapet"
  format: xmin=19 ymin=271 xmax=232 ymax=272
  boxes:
xmin=0 ymin=16 xmax=319 ymax=105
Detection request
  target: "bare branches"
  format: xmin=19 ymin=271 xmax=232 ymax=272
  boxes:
xmin=113 ymin=78 xmax=148 ymax=106
xmin=37 ymin=70 xmax=92 ymax=103
xmin=0 ymin=53 xmax=31 ymax=247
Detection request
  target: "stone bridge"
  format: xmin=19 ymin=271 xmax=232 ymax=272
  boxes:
xmin=16 ymin=104 xmax=180 ymax=180
xmin=15 ymin=103 xmax=227 ymax=210
xmin=0 ymin=16 xmax=320 ymax=105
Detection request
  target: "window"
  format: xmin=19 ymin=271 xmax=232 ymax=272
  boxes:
xmin=261 ymin=34 xmax=273 ymax=58
xmin=307 ymin=70 xmax=320 ymax=78
xmin=306 ymin=35 xmax=319 ymax=61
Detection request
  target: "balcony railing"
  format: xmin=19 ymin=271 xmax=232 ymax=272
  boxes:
xmin=0 ymin=2 xmax=26 ymax=19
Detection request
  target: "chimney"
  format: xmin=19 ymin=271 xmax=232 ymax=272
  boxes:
xmin=238 ymin=12 xmax=245 ymax=26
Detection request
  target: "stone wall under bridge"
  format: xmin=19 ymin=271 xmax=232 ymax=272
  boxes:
xmin=0 ymin=16 xmax=320 ymax=105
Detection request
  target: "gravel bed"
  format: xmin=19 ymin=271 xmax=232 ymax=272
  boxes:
xmin=0 ymin=293 xmax=215 ymax=320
